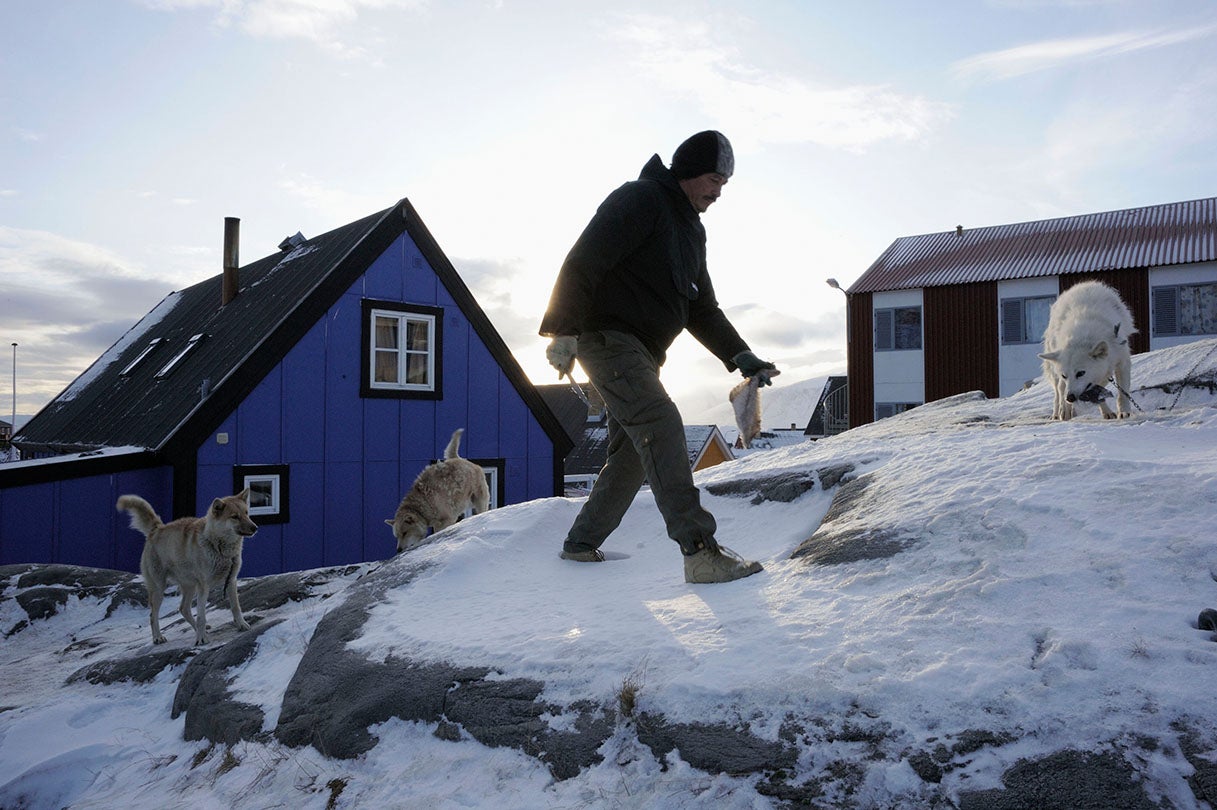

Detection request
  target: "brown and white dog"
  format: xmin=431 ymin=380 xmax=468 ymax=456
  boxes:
xmin=386 ymin=429 xmax=490 ymax=553
xmin=116 ymin=489 xmax=257 ymax=645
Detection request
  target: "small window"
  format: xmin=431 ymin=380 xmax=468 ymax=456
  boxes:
xmin=232 ymin=464 xmax=289 ymax=524
xmin=155 ymin=334 xmax=205 ymax=379
xmin=875 ymin=307 xmax=922 ymax=351
xmin=120 ymin=338 xmax=164 ymax=377
xmin=1153 ymin=283 xmax=1217 ymax=337
xmin=875 ymin=402 xmax=919 ymax=420
xmin=1001 ymin=296 xmax=1054 ymax=344
xmin=361 ymin=300 xmax=443 ymax=399
xmin=460 ymin=459 xmax=504 ymax=517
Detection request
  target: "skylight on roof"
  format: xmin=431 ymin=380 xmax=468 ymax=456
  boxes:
xmin=119 ymin=338 xmax=164 ymax=377
xmin=154 ymin=333 xmax=205 ymax=379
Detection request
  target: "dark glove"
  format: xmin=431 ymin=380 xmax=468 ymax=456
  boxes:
xmin=732 ymin=351 xmax=778 ymax=387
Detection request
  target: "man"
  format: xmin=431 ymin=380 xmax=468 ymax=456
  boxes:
xmin=540 ymin=130 xmax=778 ymax=584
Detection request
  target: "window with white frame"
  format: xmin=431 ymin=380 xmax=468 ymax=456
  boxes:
xmin=1152 ymin=283 xmax=1217 ymax=337
xmin=875 ymin=402 xmax=920 ymax=420
xmin=1001 ymin=296 xmax=1054 ymax=344
xmin=362 ymin=300 xmax=443 ymax=399
xmin=460 ymin=462 xmax=503 ymax=518
xmin=233 ymin=464 xmax=289 ymax=524
xmin=874 ymin=306 xmax=922 ymax=351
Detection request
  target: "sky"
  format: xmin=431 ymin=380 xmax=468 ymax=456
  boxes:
xmin=2 ymin=338 xmax=1215 ymax=808
xmin=2 ymin=0 xmax=1216 ymax=424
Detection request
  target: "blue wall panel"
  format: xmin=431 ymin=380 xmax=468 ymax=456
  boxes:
xmin=285 ymin=462 xmax=325 ymax=571
xmin=364 ymin=460 xmax=399 ymax=561
xmin=467 ymin=343 xmax=501 ymax=458
xmin=323 ymin=461 xmax=363 ymax=566
xmin=242 ymin=524 xmax=283 ymax=577
xmin=403 ymin=248 xmax=437 ymax=304
xmin=437 ymin=314 xmax=470 ymax=446
xmin=0 ymin=484 xmax=54 ymax=565
xmin=325 ymin=292 xmax=364 ymax=464
xmin=363 ymin=235 xmax=406 ymax=300
xmin=57 ymin=476 xmax=120 ymax=568
xmin=113 ymin=467 xmax=173 ymax=572
xmin=282 ymin=324 xmax=326 ymax=464
xmin=196 ymin=462 xmax=235 ymax=507
xmin=400 ymin=403 xmax=436 ymax=462
xmin=197 ymin=413 xmax=238 ymax=467
xmin=239 ymin=366 xmax=284 ymax=462
xmin=363 ymin=399 xmax=400 ymax=463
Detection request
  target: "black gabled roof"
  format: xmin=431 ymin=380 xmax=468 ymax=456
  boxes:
xmin=16 ymin=199 xmax=572 ymax=463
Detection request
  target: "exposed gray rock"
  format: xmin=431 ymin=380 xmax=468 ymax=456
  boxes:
xmin=67 ymin=647 xmax=196 ymax=685
xmin=791 ymin=475 xmax=916 ymax=563
xmin=272 ymin=558 xmax=616 ymax=778
xmin=957 ymin=749 xmax=1161 ymax=810
xmin=231 ymin=564 xmax=361 ymax=613
xmin=4 ymin=564 xmax=145 ymax=623
xmin=15 ymin=587 xmax=69 ymax=621
xmin=634 ymin=713 xmax=797 ymax=776
xmin=704 ymin=464 xmax=855 ymax=506
xmin=172 ymin=619 xmax=283 ymax=745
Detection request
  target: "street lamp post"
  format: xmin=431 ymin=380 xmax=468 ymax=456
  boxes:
xmin=825 ymin=279 xmax=849 ymax=433
xmin=10 ymin=343 xmax=16 ymax=442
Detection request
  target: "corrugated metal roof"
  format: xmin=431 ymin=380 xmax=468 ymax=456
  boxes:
xmin=850 ymin=196 xmax=1217 ymax=294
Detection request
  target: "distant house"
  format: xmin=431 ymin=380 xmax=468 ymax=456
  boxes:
xmin=0 ymin=419 xmax=11 ymax=443
xmin=1 ymin=200 xmax=571 ymax=575
xmin=844 ymin=197 xmax=1217 ymax=427
xmin=556 ymin=419 xmax=734 ymax=496
xmin=803 ymin=376 xmax=849 ymax=439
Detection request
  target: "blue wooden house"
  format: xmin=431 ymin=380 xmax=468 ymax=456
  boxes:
xmin=0 ymin=199 xmax=571 ymax=576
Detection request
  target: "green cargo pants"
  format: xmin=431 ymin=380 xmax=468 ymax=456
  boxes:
xmin=562 ymin=330 xmax=719 ymax=556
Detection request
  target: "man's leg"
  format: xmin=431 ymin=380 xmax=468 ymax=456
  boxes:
xmin=570 ymin=331 xmax=717 ymax=555
xmin=562 ymin=411 xmax=647 ymax=555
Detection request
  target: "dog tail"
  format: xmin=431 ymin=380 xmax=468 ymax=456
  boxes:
xmin=116 ymin=495 xmax=163 ymax=538
xmin=443 ymin=428 xmax=465 ymax=460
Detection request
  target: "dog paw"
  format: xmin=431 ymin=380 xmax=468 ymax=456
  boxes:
xmin=153 ymin=634 xmax=167 ymax=645
xmin=236 ymin=620 xmax=251 ymax=632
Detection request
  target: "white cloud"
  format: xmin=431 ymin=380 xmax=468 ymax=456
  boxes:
xmin=136 ymin=0 xmax=428 ymax=57
xmin=0 ymin=228 xmax=173 ymax=412
xmin=613 ymin=14 xmax=953 ymax=152
xmin=952 ymin=24 xmax=1217 ymax=82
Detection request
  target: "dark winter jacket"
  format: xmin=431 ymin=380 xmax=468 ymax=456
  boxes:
xmin=538 ymin=154 xmax=750 ymax=368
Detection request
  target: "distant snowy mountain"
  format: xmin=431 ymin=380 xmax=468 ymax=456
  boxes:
xmin=689 ymin=375 xmax=829 ymax=432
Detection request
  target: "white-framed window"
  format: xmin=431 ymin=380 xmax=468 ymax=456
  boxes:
xmin=1001 ymin=295 xmax=1054 ymax=344
xmin=362 ymin=300 xmax=443 ymax=399
xmin=875 ymin=402 xmax=919 ymax=420
xmin=875 ymin=307 xmax=922 ymax=351
xmin=233 ymin=464 xmax=289 ymax=524
xmin=1152 ymin=283 xmax=1217 ymax=337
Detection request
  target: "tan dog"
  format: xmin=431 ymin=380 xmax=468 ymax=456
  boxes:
xmin=116 ymin=489 xmax=257 ymax=646
xmin=386 ymin=428 xmax=490 ymax=553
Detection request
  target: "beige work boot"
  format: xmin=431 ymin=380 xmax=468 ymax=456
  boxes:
xmin=683 ymin=545 xmax=763 ymax=583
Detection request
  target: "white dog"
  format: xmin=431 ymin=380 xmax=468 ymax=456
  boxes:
xmin=116 ymin=489 xmax=257 ymax=645
xmin=1038 ymin=280 xmax=1136 ymax=420
xmin=386 ymin=429 xmax=490 ymax=553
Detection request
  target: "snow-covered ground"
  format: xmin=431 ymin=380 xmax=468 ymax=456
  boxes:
xmin=2 ymin=339 xmax=1216 ymax=809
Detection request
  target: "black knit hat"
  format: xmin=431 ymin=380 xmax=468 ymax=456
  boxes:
xmin=670 ymin=130 xmax=734 ymax=180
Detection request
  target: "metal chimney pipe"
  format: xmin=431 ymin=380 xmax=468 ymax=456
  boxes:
xmin=222 ymin=217 xmax=240 ymax=306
